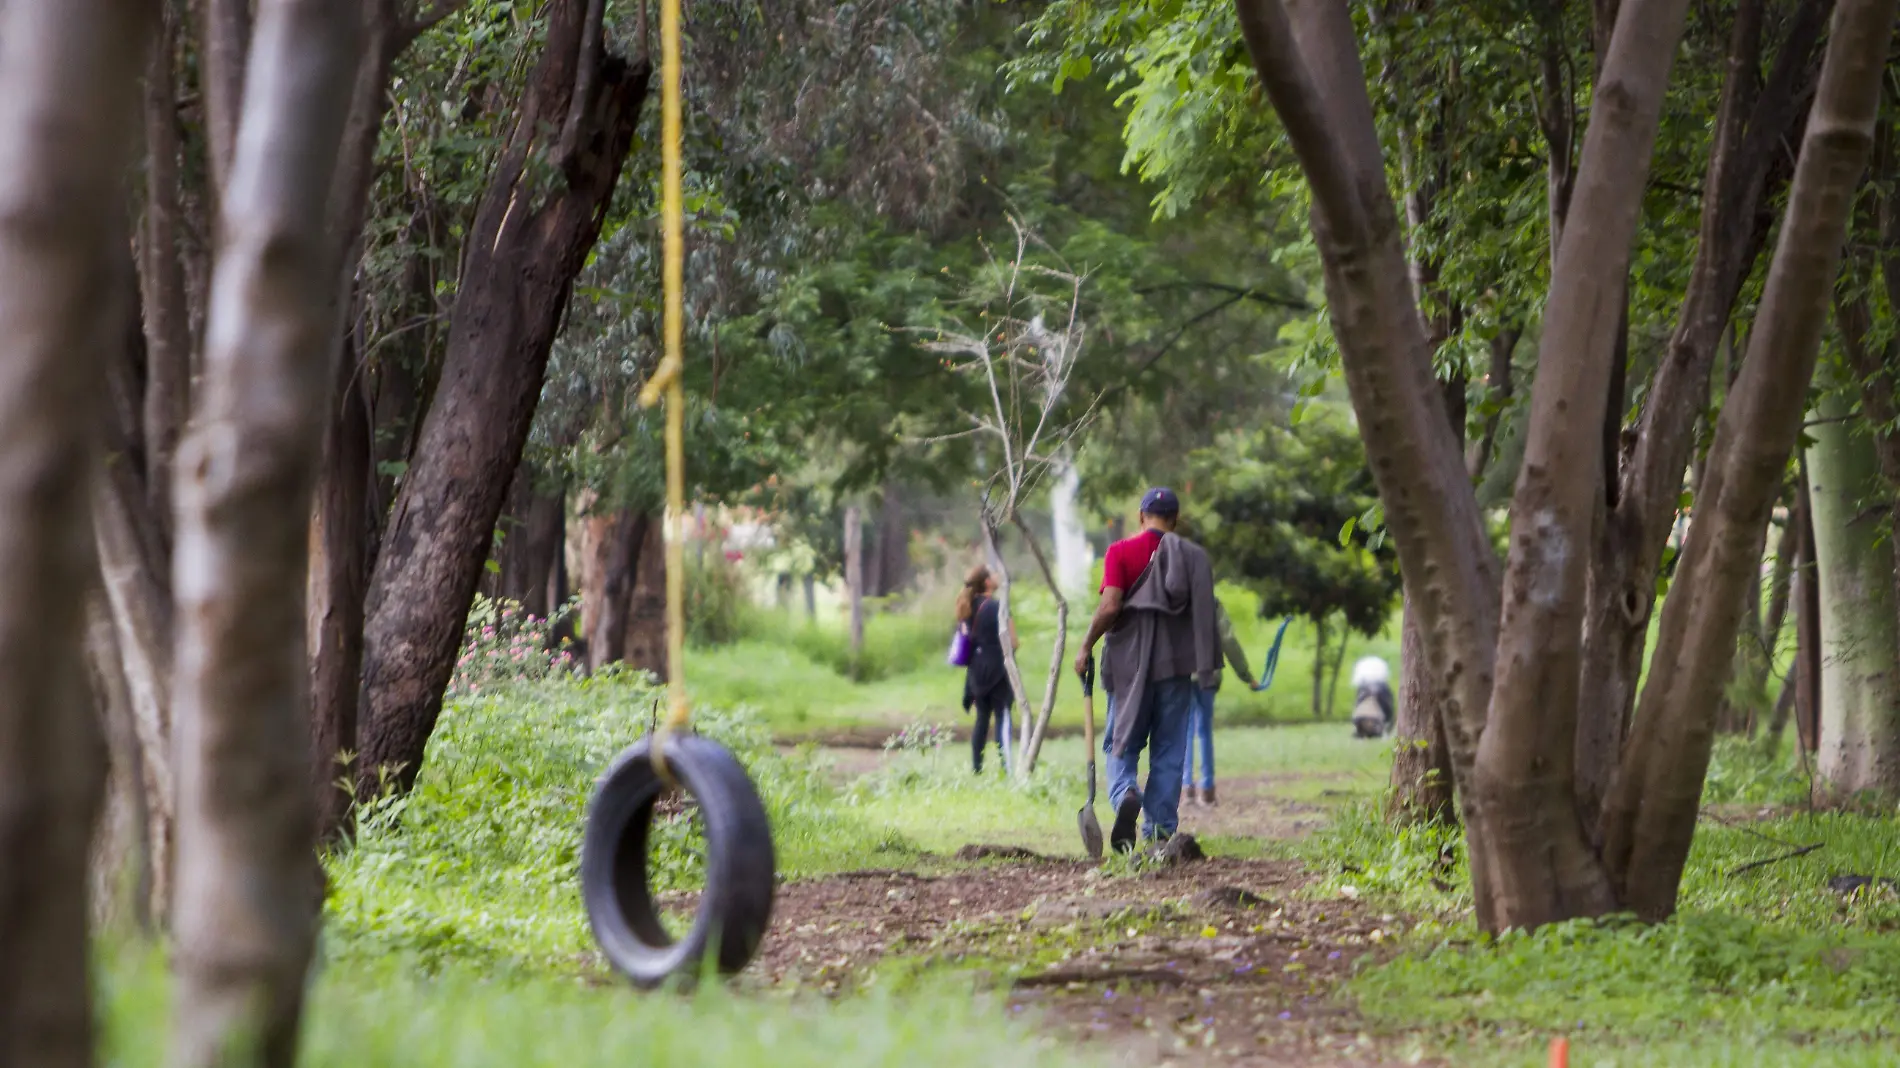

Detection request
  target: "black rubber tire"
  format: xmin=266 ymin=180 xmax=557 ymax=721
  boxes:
xmin=580 ymin=734 xmax=776 ymax=988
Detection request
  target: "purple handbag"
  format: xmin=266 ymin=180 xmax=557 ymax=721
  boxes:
xmin=947 ymin=623 xmax=972 ymax=668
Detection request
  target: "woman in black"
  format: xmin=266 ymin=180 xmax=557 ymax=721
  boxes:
xmin=957 ymin=566 xmax=1017 ymax=774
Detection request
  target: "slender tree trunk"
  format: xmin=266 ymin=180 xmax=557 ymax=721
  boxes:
xmin=844 ymin=504 xmax=865 ymax=663
xmin=1806 ymin=394 xmax=1900 ymax=800
xmin=1390 ymin=598 xmax=1457 ymax=823
xmin=581 ymin=508 xmax=650 ymax=673
xmin=141 ymin=2 xmax=194 ymax=539
xmin=1793 ymin=460 xmax=1823 ymax=754
xmin=1600 ymin=0 xmax=1894 ymax=917
xmin=623 ymin=513 xmax=666 ymax=673
xmin=308 ymin=335 xmax=373 ymax=843
xmin=1573 ymin=0 xmax=1824 ymax=826
xmin=1050 ymin=455 xmax=1092 ymax=597
xmin=1235 ymin=0 xmax=1505 ymax=923
xmin=1325 ymin=623 xmax=1349 ymax=719
xmin=196 ymin=0 xmax=253 ymax=201
xmin=86 ymin=590 xmax=152 ymax=935
xmin=979 ymin=512 xmax=1034 ymax=772
xmin=495 ymin=471 xmax=566 ymax=619
xmin=0 ymin=4 xmax=148 ymax=1065
xmin=871 ymin=479 xmax=912 ymax=597
xmin=1311 ymin=615 xmax=1328 ymax=719
xmin=1012 ymin=510 xmax=1068 ymax=775
xmin=94 ymin=386 xmax=178 ymax=920
xmin=169 ymin=3 xmax=362 ymax=1064
xmin=356 ymin=10 xmax=650 ymax=795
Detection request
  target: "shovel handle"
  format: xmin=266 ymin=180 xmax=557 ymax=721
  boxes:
xmin=1080 ymin=653 xmax=1096 ymax=750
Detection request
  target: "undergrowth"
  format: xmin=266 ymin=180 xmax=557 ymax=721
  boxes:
xmin=322 ymin=671 xmax=905 ymax=974
xmin=1294 ymin=739 xmax=1900 ymax=1063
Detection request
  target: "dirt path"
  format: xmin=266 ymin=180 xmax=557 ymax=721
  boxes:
xmin=720 ymin=761 xmax=1439 ymax=1066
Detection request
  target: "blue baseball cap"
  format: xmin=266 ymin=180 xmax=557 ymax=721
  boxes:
xmin=1140 ymin=487 xmax=1179 ymax=517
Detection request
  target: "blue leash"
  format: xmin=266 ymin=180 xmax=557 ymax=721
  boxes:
xmin=1251 ymin=617 xmax=1294 ymax=692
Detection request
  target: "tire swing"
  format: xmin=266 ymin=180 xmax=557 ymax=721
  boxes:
xmin=579 ymin=0 xmax=775 ymax=988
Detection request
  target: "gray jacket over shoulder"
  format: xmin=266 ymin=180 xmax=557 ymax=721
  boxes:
xmin=1101 ymin=532 xmax=1220 ymax=757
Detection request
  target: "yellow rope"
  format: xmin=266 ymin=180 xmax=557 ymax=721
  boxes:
xmin=637 ymin=0 xmax=690 ymax=777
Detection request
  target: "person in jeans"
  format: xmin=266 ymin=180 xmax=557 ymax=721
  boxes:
xmin=1182 ymin=600 xmax=1257 ymax=807
xmin=1074 ymin=488 xmax=1220 ymax=851
xmin=957 ymin=566 xmax=1018 ymax=774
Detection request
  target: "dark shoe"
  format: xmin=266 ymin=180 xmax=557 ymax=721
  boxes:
xmin=1203 ymin=784 xmax=1218 ymax=806
xmin=1111 ymin=792 xmax=1143 ymax=854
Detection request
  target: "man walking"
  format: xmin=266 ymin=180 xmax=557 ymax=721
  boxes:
xmin=1074 ymin=488 xmax=1220 ymax=852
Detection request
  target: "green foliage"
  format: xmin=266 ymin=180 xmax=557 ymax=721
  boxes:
xmin=1190 ymin=415 xmax=1400 ymax=636
xmin=685 ymin=550 xmax=757 ymax=647
xmin=322 ymin=673 xmax=890 ymax=974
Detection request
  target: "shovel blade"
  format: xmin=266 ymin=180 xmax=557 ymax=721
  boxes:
xmin=1078 ymin=806 xmax=1104 ymax=861
xmin=1078 ymin=759 xmax=1104 ymax=860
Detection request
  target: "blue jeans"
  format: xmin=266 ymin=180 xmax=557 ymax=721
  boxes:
xmin=1102 ymin=676 xmax=1195 ymax=839
xmin=1182 ymin=687 xmax=1215 ymax=791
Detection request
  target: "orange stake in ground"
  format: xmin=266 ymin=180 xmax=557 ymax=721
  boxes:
xmin=1550 ymin=1037 xmax=1569 ymax=1068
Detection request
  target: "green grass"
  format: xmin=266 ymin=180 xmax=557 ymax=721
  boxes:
xmin=688 ymin=581 xmax=1401 ymax=739
xmin=102 ymin=949 xmax=1096 ymax=1068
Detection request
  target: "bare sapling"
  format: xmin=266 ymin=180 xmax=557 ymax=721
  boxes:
xmin=921 ymin=220 xmax=1102 ymax=778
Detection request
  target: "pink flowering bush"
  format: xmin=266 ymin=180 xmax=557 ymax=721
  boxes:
xmin=446 ymin=595 xmax=581 ymax=701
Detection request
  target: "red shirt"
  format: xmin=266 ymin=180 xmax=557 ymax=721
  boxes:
xmin=1100 ymin=529 xmax=1163 ymax=593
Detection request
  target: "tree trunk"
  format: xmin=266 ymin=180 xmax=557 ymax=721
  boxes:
xmin=140 ymin=2 xmax=194 ymax=540
xmin=356 ymin=10 xmax=650 ymax=796
xmin=196 ymin=0 xmax=253 ymax=202
xmin=0 ymin=4 xmax=148 ymax=1065
xmin=1012 ymin=510 xmax=1068 ymax=776
xmin=844 ymin=504 xmax=865 ymax=663
xmin=308 ymin=335 xmax=373 ymax=844
xmin=1793 ymin=460 xmax=1823 ymax=754
xmin=1600 ymin=0 xmax=1893 ymax=918
xmin=1236 ymin=0 xmax=1507 ymax=924
xmin=1310 ymin=615 xmax=1328 ymax=719
xmin=622 ymin=513 xmax=666 ymax=673
xmin=1390 ymin=598 xmax=1457 ymax=823
xmin=870 ymin=479 xmax=912 ymax=597
xmin=1050 ymin=453 xmax=1092 ymax=597
xmin=85 ymin=590 xmax=151 ymax=936
xmin=94 ymin=428 xmax=178 ymax=921
xmin=1806 ymin=394 xmax=1900 ymax=800
xmin=979 ymin=513 xmax=1034 ymax=774
xmin=169 ymin=3 xmax=362 ymax=1064
xmin=581 ymin=507 xmax=650 ymax=673
xmin=1573 ymin=0 xmax=1824 ymax=827
xmin=803 ymin=573 xmax=817 ymax=620
xmin=495 ymin=469 xmax=567 ymax=620
xmin=1325 ymin=625 xmax=1349 ymax=720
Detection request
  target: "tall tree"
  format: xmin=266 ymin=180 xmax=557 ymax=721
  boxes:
xmin=357 ymin=0 xmax=652 ymax=795
xmin=0 ymin=4 xmax=150 ymax=1068
xmin=1230 ymin=0 xmax=1892 ymax=929
xmin=168 ymin=1 xmax=363 ymax=1063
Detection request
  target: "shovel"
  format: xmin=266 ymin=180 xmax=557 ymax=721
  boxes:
xmin=1078 ymin=654 xmax=1104 ymax=861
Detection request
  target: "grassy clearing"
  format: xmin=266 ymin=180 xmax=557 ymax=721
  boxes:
xmin=690 ymin=580 xmax=1402 ymax=738
xmin=103 ymin=600 xmax=1892 ymax=1067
